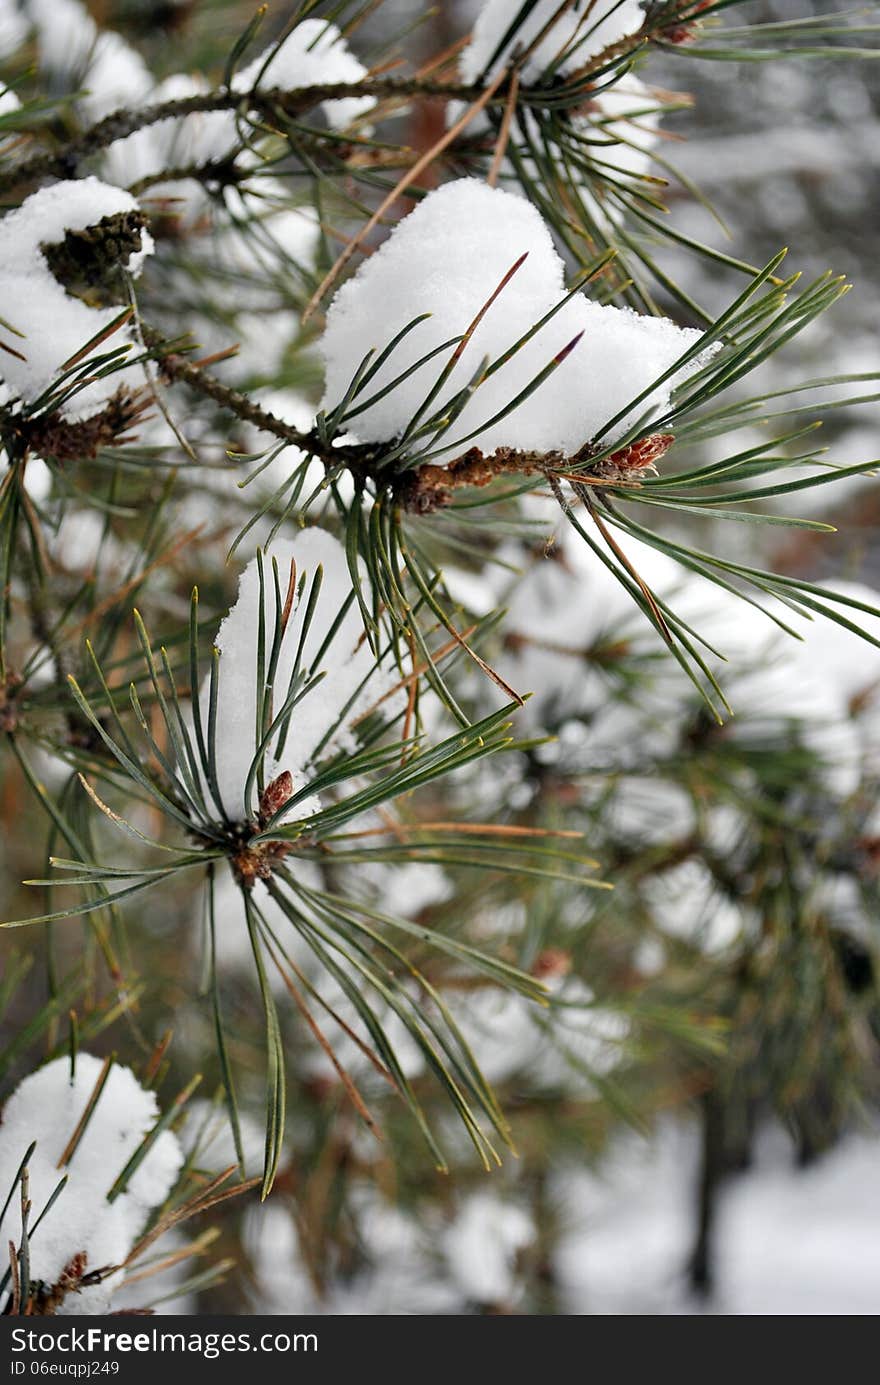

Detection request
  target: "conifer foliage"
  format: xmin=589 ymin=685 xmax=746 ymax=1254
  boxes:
xmin=0 ymin=0 xmax=878 ymax=1315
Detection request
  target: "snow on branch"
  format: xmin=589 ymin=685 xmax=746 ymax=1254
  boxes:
xmin=0 ymin=177 xmax=153 ymax=421
xmin=0 ymin=1054 xmax=183 ymax=1315
xmin=192 ymin=528 xmax=397 ymax=834
xmin=320 ymin=178 xmax=706 ymax=458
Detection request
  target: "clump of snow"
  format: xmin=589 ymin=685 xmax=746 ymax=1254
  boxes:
xmin=584 ymin=78 xmax=664 ymax=183
xmin=450 ymin=55 xmax=663 ymax=229
xmin=461 ymin=0 xmax=645 ymax=86
xmin=301 ymin=977 xmax=426 ymax=1087
xmin=244 ymin=1186 xmax=458 ymax=1315
xmin=490 ymin=77 xmax=663 ymax=214
xmin=451 ymin=986 xmax=537 ymax=1085
xmin=789 ymin=578 xmax=880 ymax=774
xmin=450 ymin=976 xmax=626 ymax=1092
xmin=0 ymin=1053 xmax=183 ymax=1314
xmin=208 ymin=871 xmax=321 ymax=991
xmin=603 ymin=776 xmax=696 ymax=847
xmin=26 ymin=0 xmax=153 ymax=120
xmin=321 ymin=179 xmax=705 ymax=456
xmin=500 ymin=527 xmax=677 ymax=731
xmin=19 ymin=455 xmax=52 ymax=502
xmin=212 ymin=194 xmax=321 ymax=287
xmin=233 ymin=18 xmax=377 ymax=131
xmin=641 ymin=860 xmax=754 ymax=957
xmin=195 ymin=528 xmax=396 ymax=824
xmin=169 ymin=393 xmax=348 ymax=563
xmin=109 ymin=1230 xmax=197 ymax=1316
xmin=529 ymin=977 xmax=630 ymax=1090
xmin=443 ymin=1192 xmax=534 ymax=1307
xmin=0 ymin=1 xmax=28 ymax=60
xmin=0 ymin=177 xmax=153 ymax=420
xmin=243 ymin=1202 xmax=316 ymax=1313
xmin=207 ymin=199 xmax=322 ymax=371
xmin=100 ymin=23 xmax=374 ymax=209
xmin=344 ymin=852 xmax=453 ymax=919
xmin=3 ymin=177 xmax=154 ymax=277
xmin=0 ymin=86 xmax=21 ymax=117
xmin=551 ymin=77 xmax=664 ymax=226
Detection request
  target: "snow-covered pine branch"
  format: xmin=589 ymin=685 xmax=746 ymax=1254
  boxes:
xmin=0 ymin=0 xmax=878 ymax=1320
xmin=320 ymin=178 xmax=707 ymax=457
xmin=0 ymin=1054 xmax=183 ymax=1315
xmin=191 ymin=528 xmax=397 ymax=835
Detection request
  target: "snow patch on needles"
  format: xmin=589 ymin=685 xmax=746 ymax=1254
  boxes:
xmin=0 ymin=85 xmax=20 ymax=120
xmin=499 ymin=526 xmax=864 ymax=796
xmin=320 ymin=179 xmax=705 ymax=456
xmin=0 ymin=1054 xmax=183 ymax=1315
xmin=0 ymin=177 xmax=153 ymax=420
xmin=101 ymin=20 xmax=374 ymax=207
xmin=197 ymin=528 xmax=393 ymax=824
xmin=461 ymin=0 xmax=646 ymax=86
xmin=233 ymin=19 xmax=377 ymax=131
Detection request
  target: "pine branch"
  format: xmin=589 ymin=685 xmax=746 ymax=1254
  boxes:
xmin=143 ymin=325 xmax=315 ymax=450
xmin=142 ymin=324 xmax=672 ymax=509
xmin=0 ymin=0 xmax=722 ymax=199
xmin=0 ymin=79 xmax=487 ymax=197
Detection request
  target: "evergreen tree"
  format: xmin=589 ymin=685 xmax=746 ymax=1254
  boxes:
xmin=0 ymin=0 xmax=878 ymax=1315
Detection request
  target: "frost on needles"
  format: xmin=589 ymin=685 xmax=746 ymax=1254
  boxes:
xmin=320 ymin=179 xmax=707 ymax=458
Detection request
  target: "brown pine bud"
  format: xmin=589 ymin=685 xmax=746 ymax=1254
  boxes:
xmin=591 ymin=432 xmax=675 ymax=483
xmin=662 ymin=0 xmax=712 ymax=44
xmin=532 ymin=948 xmax=573 ymax=980
xmin=259 ymin=770 xmax=294 ymax=824
xmin=42 ymin=210 xmax=150 ymax=306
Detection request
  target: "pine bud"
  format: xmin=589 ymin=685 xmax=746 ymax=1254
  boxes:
xmin=258 ymin=770 xmax=294 ymax=825
xmin=41 ymin=210 xmax=150 ymax=306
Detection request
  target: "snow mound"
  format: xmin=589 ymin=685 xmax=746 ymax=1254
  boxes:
xmin=234 ymin=18 xmax=376 ymax=131
xmin=321 ymin=179 xmax=704 ymax=456
xmin=0 ymin=1054 xmax=183 ymax=1314
xmin=26 ymin=0 xmax=153 ymax=120
xmin=195 ymin=528 xmax=396 ymax=824
xmin=0 ymin=178 xmax=153 ymax=420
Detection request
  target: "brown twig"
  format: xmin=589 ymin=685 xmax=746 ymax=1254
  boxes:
xmin=487 ymin=69 xmax=521 ymax=187
xmin=8 ymin=1241 xmax=21 ymax=1316
xmin=0 ymin=80 xmax=482 ymax=197
xmin=140 ymin=329 xmax=672 ymax=513
xmin=397 ymin=446 xmax=559 ymax=513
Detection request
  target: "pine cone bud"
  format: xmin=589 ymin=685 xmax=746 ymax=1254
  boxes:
xmin=41 ymin=210 xmax=150 ymax=306
xmin=258 ymin=770 xmax=294 ymax=825
xmin=531 ymin=948 xmax=573 ymax=980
